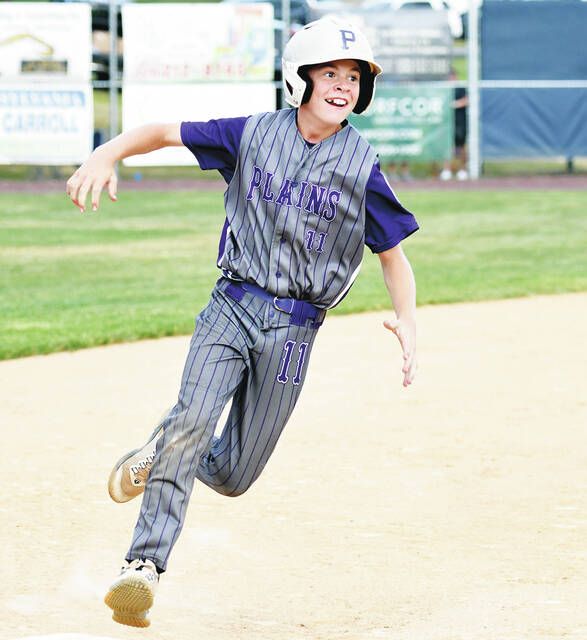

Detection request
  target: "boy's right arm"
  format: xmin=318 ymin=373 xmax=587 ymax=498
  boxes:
xmin=66 ymin=122 xmax=182 ymax=212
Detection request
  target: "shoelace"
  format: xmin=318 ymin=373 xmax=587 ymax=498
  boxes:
xmin=123 ymin=559 xmax=150 ymax=572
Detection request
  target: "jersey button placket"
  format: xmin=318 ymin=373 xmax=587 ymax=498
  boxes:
xmin=268 ymin=233 xmax=283 ymax=294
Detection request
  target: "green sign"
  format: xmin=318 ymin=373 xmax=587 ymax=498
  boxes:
xmin=350 ymin=86 xmax=453 ymax=162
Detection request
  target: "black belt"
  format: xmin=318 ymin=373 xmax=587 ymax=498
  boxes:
xmin=223 ymin=279 xmax=326 ymax=328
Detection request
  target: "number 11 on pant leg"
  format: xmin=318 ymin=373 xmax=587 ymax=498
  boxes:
xmin=277 ymin=340 xmax=309 ymax=385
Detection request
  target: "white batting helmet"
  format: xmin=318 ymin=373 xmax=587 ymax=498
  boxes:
xmin=282 ymin=17 xmax=382 ymax=115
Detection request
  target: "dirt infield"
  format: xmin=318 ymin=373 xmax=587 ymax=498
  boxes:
xmin=2 ymin=293 xmax=587 ymax=640
xmin=3 ymin=174 xmax=587 ymax=194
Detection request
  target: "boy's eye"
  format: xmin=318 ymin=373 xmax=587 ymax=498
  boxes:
xmin=324 ymin=71 xmax=360 ymax=81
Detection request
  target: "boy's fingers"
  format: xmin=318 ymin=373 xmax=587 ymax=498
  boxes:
xmin=384 ymin=320 xmax=416 ymax=385
xmin=108 ymin=173 xmax=118 ymax=201
xmin=406 ymin=358 xmax=418 ymax=385
xmin=396 ymin=329 xmax=407 ymax=353
xmin=402 ymin=349 xmax=413 ymax=372
xmin=66 ymin=174 xmax=81 ymax=206
xmin=77 ymin=178 xmax=92 ymax=212
xmin=91 ymin=181 xmax=104 ymax=211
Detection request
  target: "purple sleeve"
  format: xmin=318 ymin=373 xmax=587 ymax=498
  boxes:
xmin=364 ymin=162 xmax=419 ymax=253
xmin=180 ymin=116 xmax=249 ymax=183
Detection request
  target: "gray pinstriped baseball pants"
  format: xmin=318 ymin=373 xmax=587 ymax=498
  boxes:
xmin=126 ymin=278 xmax=321 ymax=571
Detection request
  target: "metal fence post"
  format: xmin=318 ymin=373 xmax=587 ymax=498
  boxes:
xmin=280 ymin=0 xmax=290 ymax=109
xmin=108 ymin=0 xmax=119 ymax=142
xmin=467 ymin=0 xmax=481 ymax=179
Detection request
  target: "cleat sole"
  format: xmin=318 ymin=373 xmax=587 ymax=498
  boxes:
xmin=112 ymin=609 xmax=151 ymax=628
xmin=104 ymin=578 xmax=154 ymax=615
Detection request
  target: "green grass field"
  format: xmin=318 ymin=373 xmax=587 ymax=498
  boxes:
xmin=1 ymin=189 xmax=586 ymax=360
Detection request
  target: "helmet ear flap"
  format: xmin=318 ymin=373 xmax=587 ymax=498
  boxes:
xmin=353 ymin=61 xmax=375 ymax=115
xmin=298 ymin=65 xmax=313 ymax=105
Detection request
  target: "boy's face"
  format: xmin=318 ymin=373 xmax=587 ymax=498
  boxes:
xmin=303 ymin=59 xmax=361 ymax=126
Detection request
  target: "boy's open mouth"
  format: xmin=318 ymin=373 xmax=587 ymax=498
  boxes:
xmin=325 ymin=98 xmax=348 ymax=107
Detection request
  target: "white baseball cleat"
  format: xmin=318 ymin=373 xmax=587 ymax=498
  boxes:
xmin=104 ymin=559 xmax=159 ymax=628
xmin=108 ymin=424 xmax=165 ymax=503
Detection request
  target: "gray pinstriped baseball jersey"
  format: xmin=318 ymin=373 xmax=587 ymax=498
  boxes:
xmin=125 ymin=110 xmax=400 ymax=572
xmin=220 ymin=109 xmax=377 ymax=308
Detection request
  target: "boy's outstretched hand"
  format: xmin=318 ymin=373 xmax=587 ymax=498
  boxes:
xmin=66 ymin=149 xmax=118 ymax=213
xmin=384 ymin=317 xmax=417 ymax=387
xmin=65 ymin=123 xmax=182 ymax=212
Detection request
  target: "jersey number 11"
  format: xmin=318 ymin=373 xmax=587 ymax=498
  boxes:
xmin=277 ymin=340 xmax=309 ymax=385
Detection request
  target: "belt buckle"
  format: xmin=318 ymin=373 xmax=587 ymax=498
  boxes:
xmin=273 ymin=296 xmax=295 ymax=315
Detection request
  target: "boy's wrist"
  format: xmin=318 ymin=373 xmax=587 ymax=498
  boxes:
xmin=96 ymin=142 xmax=121 ymax=164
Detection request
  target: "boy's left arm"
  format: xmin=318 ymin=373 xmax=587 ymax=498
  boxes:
xmin=378 ymin=244 xmax=417 ymax=387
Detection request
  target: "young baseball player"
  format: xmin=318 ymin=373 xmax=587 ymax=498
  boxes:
xmin=66 ymin=18 xmax=418 ymax=628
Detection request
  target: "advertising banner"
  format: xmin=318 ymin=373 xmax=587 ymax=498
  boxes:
xmin=350 ymin=86 xmax=453 ymax=161
xmin=0 ymin=2 xmax=91 ymax=82
xmin=0 ymin=85 xmax=93 ymax=165
xmin=122 ymin=83 xmax=276 ymax=166
xmin=367 ymin=11 xmax=453 ymax=81
xmin=0 ymin=3 xmax=93 ymax=164
xmin=122 ymin=3 xmax=276 ymax=166
xmin=122 ymin=4 xmax=274 ymax=83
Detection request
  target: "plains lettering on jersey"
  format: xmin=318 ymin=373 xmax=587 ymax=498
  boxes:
xmin=180 ymin=110 xmax=419 ymax=308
